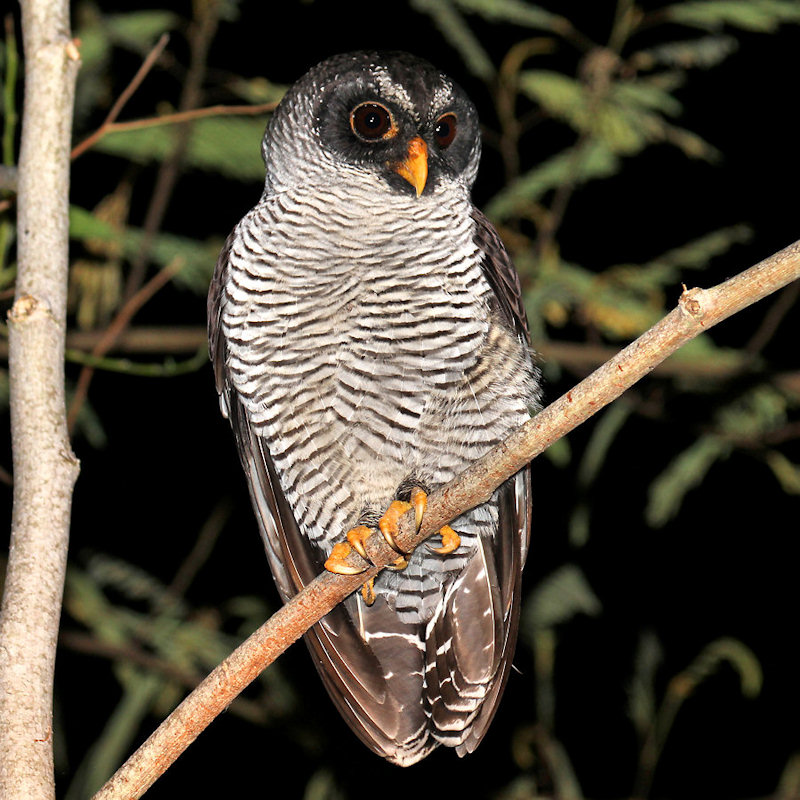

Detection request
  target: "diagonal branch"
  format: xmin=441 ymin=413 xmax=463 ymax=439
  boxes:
xmin=66 ymin=257 xmax=184 ymax=433
xmin=92 ymin=239 xmax=800 ymax=800
xmin=70 ymin=33 xmax=170 ymax=161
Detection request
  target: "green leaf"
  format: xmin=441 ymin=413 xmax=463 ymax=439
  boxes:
xmin=634 ymin=35 xmax=739 ymax=70
xmin=666 ymin=0 xmax=800 ymax=32
xmin=519 ymin=70 xmax=710 ymax=157
xmin=92 ymin=116 xmax=267 ymax=182
xmin=765 ymin=450 xmax=800 ymax=495
xmin=226 ymin=76 xmax=287 ymax=105
xmin=485 ymin=141 xmax=620 ymax=220
xmin=409 ymin=0 xmax=495 ymax=80
xmin=570 ymin=401 xmax=635 ymax=546
xmin=684 ymin=637 xmax=763 ymax=699
xmin=104 ymin=10 xmax=179 ymax=51
xmin=647 ymin=224 xmax=753 ymax=272
xmin=662 ymin=122 xmax=720 ymax=160
xmin=453 ymin=0 xmax=569 ymax=32
xmin=518 ymin=69 xmax=585 ymax=126
xmin=522 ymin=564 xmax=601 ymax=634
xmin=544 ymin=435 xmax=571 ymax=468
xmin=716 ymin=384 xmax=788 ymax=439
xmin=69 ymin=205 xmax=222 ymax=294
xmin=613 ymin=81 xmax=683 ymax=117
xmin=646 ymin=435 xmax=731 ymax=527
xmin=628 ymin=630 xmax=664 ymax=739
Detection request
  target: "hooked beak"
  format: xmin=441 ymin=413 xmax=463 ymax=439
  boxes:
xmin=389 ymin=137 xmax=428 ymax=197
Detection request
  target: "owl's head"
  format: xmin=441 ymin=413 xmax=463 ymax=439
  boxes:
xmin=262 ymin=51 xmax=482 ymax=198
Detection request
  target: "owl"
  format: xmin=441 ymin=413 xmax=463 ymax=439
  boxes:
xmin=209 ymin=51 xmax=540 ymax=765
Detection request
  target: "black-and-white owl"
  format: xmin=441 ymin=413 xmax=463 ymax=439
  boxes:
xmin=209 ymin=51 xmax=540 ymax=766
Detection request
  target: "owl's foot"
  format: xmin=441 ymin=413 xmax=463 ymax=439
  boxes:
xmin=324 ymin=525 xmax=407 ymax=577
xmin=361 ymin=577 xmax=376 ymax=606
xmin=346 ymin=525 xmax=375 ymax=562
xmin=324 ymin=541 xmax=368 ymax=575
xmin=381 ymin=487 xmax=462 ymax=558
xmin=323 ymin=543 xmax=379 ymax=605
xmin=429 ymin=524 xmax=461 ymax=555
xmin=324 ymin=485 xmax=459 ymax=579
xmin=378 ymin=487 xmax=427 ymax=553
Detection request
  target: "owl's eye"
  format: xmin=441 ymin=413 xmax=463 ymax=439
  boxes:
xmin=434 ymin=113 xmax=457 ymax=148
xmin=350 ymin=103 xmax=396 ymax=141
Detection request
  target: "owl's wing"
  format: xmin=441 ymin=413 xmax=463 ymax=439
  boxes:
xmin=209 ymin=238 xmax=436 ymax=765
xmin=423 ymin=469 xmax=530 ymax=754
xmin=471 ymin=207 xmax=530 ymax=342
xmin=418 ymin=210 xmax=533 ymax=753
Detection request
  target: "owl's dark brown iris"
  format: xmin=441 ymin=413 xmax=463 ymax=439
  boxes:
xmin=434 ymin=113 xmax=457 ymax=148
xmin=350 ymin=102 xmax=395 ymax=141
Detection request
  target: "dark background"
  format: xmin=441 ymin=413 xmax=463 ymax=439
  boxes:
xmin=3 ymin=1 xmax=800 ymax=798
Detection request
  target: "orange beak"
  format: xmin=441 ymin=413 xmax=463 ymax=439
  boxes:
xmin=390 ymin=137 xmax=428 ymax=197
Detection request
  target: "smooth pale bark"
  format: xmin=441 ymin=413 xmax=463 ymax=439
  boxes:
xmin=0 ymin=2 xmax=80 ymax=799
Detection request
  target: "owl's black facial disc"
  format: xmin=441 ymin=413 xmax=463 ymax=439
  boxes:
xmin=304 ymin=51 xmax=480 ymax=196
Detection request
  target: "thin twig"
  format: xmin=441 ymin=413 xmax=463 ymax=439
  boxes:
xmin=70 ymin=34 xmax=170 ymax=161
xmin=166 ymin=498 xmax=232 ymax=602
xmin=58 ymin=631 xmax=269 ymax=726
xmin=745 ymin=280 xmax=800 ymax=357
xmin=96 ymin=102 xmax=277 ymax=135
xmin=92 ymin=239 xmax=800 ymax=800
xmin=123 ymin=1 xmax=221 ymax=301
xmin=66 ymin=258 xmax=183 ymax=433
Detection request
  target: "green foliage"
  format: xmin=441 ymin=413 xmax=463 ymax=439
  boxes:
xmin=411 ymin=0 xmax=497 ymax=79
xmin=69 ymin=205 xmax=221 ymax=294
xmin=521 ymin=563 xmax=602 ymax=634
xmin=631 ymin=634 xmax=763 ymax=798
xmin=569 ymin=400 xmax=634 ymax=546
xmin=63 ymin=554 xmax=297 ymax=798
xmin=91 ymin=116 xmax=268 ymax=183
xmin=665 ymin=0 xmax=800 ymax=31
xmin=73 ymin=9 xmax=180 ymax=122
xmin=633 ymin=34 xmax=739 ymax=69
xmin=485 ymin=141 xmax=621 ymax=220
xmin=646 ymin=434 xmax=731 ymax=526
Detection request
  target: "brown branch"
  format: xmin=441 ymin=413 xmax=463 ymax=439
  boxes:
xmin=66 ymin=258 xmax=183 ymax=433
xmin=745 ymin=279 xmax=800 ymax=357
xmin=96 ymin=102 xmax=278 ymax=135
xmin=58 ymin=631 xmax=270 ymax=726
xmin=92 ymin=240 xmax=800 ymax=800
xmin=0 ymin=2 xmax=80 ymax=798
xmin=70 ymin=34 xmax=170 ymax=161
xmin=2 ymin=324 xmax=796 ymax=389
xmin=123 ymin=1 xmax=221 ymax=302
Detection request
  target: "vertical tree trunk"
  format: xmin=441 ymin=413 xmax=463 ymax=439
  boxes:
xmin=0 ymin=2 xmax=79 ymax=798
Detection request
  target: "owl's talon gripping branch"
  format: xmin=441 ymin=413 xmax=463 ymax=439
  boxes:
xmin=324 ymin=541 xmax=378 ymax=605
xmin=361 ymin=577 xmax=377 ymax=606
xmin=324 ymin=541 xmax=368 ymax=575
xmin=429 ymin=525 xmax=461 ymax=555
xmin=380 ymin=486 xmax=462 ymax=559
xmin=378 ymin=500 xmax=413 ymax=554
xmin=346 ymin=525 xmax=374 ymax=563
xmin=325 ymin=484 xmax=460 ymax=594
